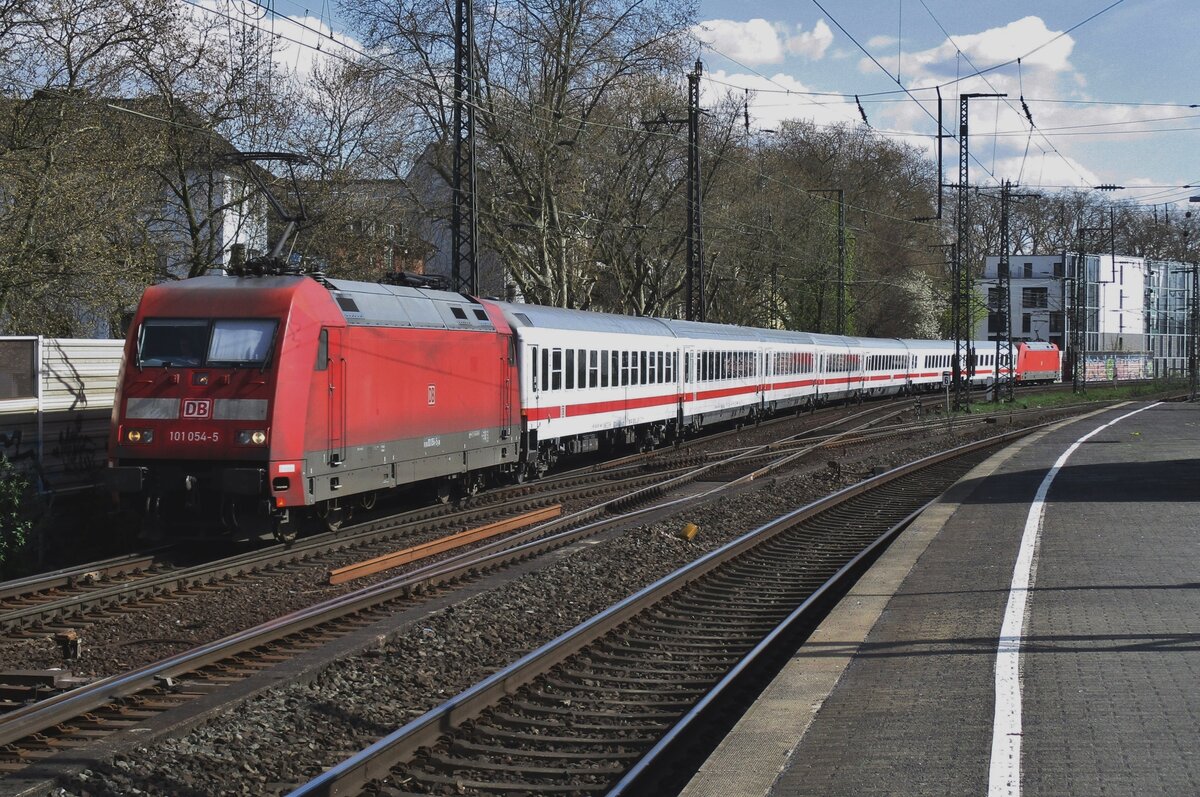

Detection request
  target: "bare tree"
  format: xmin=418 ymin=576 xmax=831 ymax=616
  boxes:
xmin=0 ymin=0 xmax=170 ymax=334
xmin=290 ymin=58 xmax=431 ymax=280
xmin=344 ymin=0 xmax=695 ymax=307
xmin=127 ymin=2 xmax=295 ymax=278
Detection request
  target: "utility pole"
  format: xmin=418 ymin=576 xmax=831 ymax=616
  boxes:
xmin=954 ymin=92 xmax=1005 ymax=410
xmin=996 ymin=180 xmax=1013 ymax=402
xmin=834 ymin=189 xmax=846 ymax=334
xmin=686 ymin=59 xmax=705 ymax=322
xmin=1070 ymin=242 xmax=1087 ymax=393
xmin=1191 ymin=262 xmax=1199 ymax=400
xmin=642 ymin=64 xmax=705 ymax=322
xmin=450 ymin=0 xmax=478 ymax=295
xmin=1071 ymin=224 xmax=1108 ymax=393
xmin=811 ymin=189 xmax=847 ymax=333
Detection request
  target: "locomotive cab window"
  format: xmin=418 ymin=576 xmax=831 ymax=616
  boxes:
xmin=139 ymin=319 xmax=208 ymax=366
xmin=139 ymin=318 xmax=276 ymax=368
xmin=208 ymin=319 xmax=277 ymax=366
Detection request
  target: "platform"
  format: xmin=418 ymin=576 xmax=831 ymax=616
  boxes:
xmin=681 ymin=400 xmax=1200 ymax=797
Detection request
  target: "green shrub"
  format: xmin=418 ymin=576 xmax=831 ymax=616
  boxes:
xmin=0 ymin=455 xmax=32 ymax=568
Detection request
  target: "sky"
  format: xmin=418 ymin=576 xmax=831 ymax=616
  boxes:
xmin=690 ymin=0 xmax=1200 ymax=207
xmin=236 ymin=0 xmax=1199 ymax=208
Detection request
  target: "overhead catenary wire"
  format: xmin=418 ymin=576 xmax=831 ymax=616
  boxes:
xmin=184 ymin=0 xmax=1199 ymax=214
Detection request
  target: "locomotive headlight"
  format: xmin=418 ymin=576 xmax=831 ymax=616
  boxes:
xmin=237 ymin=430 xmax=268 ymax=445
xmin=124 ymin=428 xmax=153 ymax=444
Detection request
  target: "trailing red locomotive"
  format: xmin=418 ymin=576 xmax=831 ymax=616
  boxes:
xmin=105 ymin=270 xmax=1059 ymax=542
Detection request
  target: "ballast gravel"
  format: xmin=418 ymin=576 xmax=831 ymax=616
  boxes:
xmin=62 ymin=416 xmax=1029 ymax=796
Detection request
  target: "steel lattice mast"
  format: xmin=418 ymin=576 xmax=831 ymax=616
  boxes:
xmin=450 ymin=0 xmax=478 ymax=295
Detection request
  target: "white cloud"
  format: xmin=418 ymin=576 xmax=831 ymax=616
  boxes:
xmin=692 ymin=18 xmax=785 ymax=65
xmin=190 ymin=1 xmax=364 ymax=80
xmin=866 ymin=16 xmax=1074 ymax=87
xmin=701 ymin=69 xmax=859 ymax=132
xmin=990 ymin=153 xmax=1100 ymax=189
xmin=867 ymin=34 xmax=898 ymax=50
xmin=785 ymin=19 xmax=834 ymax=60
xmin=260 ymin=14 xmax=365 ymax=80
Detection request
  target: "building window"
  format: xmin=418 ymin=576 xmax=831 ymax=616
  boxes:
xmin=1022 ymin=314 xmax=1032 ymax=333
xmin=1053 ymin=261 xmax=1063 ymax=278
xmin=997 ymin=261 xmax=1009 ymax=278
xmin=1022 ymin=287 xmax=1048 ymax=308
xmin=1023 ymin=262 xmax=1034 ymax=278
xmin=1050 ymin=313 xmax=1064 ymax=334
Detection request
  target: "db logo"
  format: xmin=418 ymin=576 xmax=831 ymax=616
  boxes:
xmin=182 ymin=399 xmax=212 ymax=419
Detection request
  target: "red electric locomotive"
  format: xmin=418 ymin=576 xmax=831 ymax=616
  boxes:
xmin=1014 ymin=341 xmax=1062 ymax=384
xmin=106 ymin=274 xmax=520 ymax=541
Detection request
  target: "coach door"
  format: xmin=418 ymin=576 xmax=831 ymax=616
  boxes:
xmin=325 ymin=327 xmax=347 ymax=466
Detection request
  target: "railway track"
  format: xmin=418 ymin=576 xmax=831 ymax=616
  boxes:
xmin=0 ymin=402 xmax=905 ymax=778
xmin=0 ymin=402 xmax=892 ymax=641
xmin=289 ymin=429 xmax=1027 ymax=797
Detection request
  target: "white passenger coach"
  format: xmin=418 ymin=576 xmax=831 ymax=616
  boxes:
xmin=489 ymin=301 xmax=1007 ymax=472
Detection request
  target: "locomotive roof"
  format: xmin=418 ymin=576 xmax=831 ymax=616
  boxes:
xmin=320 ymin=278 xmax=496 ymax=332
xmin=161 ymin=275 xmax=499 ymax=332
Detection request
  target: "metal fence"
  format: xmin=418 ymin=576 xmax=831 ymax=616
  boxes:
xmin=0 ymin=337 xmax=124 ymax=493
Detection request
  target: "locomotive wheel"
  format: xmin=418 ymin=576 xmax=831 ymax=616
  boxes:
xmin=316 ymin=502 xmax=351 ymax=532
xmin=274 ymin=519 xmax=297 ymax=544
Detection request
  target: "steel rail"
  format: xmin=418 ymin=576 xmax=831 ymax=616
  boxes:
xmin=0 ymin=549 xmax=172 ymax=602
xmin=0 ymin=404 xmax=906 ymax=756
xmin=287 ymin=424 xmax=1038 ymax=797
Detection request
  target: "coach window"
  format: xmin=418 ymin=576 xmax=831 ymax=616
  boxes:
xmin=566 ymin=349 xmax=575 ymax=389
xmin=588 ymin=350 xmax=599 ymax=388
xmin=551 ymin=349 xmax=563 ymax=390
xmin=530 ymin=345 xmax=539 ymax=391
xmin=600 ymin=350 xmax=609 ymax=387
xmin=638 ymin=352 xmax=646 ymax=384
xmin=315 ymin=329 xmax=329 ymax=371
xmin=541 ymin=348 xmax=550 ymax=390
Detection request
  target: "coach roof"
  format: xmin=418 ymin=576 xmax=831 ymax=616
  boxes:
xmin=491 ymin=302 xmax=676 ymax=337
xmin=490 ymin=301 xmax=829 ymax=346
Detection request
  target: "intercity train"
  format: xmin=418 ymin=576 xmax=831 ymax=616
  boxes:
xmin=104 ymin=273 xmax=1059 ymax=540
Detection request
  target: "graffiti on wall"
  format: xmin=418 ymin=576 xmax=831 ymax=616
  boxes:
xmin=0 ymin=414 xmax=107 ymax=493
xmin=1083 ymin=352 xmax=1152 ymax=382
